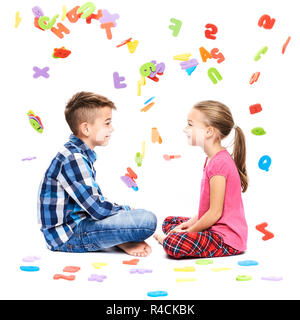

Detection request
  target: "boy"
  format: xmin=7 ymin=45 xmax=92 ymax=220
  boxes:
xmin=37 ymin=91 xmax=157 ymax=256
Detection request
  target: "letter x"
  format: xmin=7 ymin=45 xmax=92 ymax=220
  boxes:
xmin=33 ymin=66 xmax=50 ymax=78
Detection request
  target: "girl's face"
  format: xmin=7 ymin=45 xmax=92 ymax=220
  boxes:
xmin=183 ymin=108 xmax=210 ymax=148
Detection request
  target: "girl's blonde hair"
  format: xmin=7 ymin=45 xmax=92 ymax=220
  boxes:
xmin=193 ymin=100 xmax=248 ymax=193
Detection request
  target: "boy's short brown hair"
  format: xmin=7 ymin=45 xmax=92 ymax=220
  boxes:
xmin=65 ymin=91 xmax=116 ymax=135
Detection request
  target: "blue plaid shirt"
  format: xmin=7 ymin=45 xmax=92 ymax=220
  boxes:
xmin=37 ymin=134 xmax=129 ymax=250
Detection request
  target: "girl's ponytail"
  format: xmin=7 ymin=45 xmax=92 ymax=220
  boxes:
xmin=232 ymin=126 xmax=248 ymax=193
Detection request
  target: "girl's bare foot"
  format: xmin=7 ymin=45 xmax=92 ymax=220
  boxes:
xmin=117 ymin=241 xmax=152 ymax=257
xmin=153 ymin=232 xmax=167 ymax=245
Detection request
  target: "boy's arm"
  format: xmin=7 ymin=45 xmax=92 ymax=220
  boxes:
xmin=57 ymin=153 xmax=129 ymax=220
xmin=187 ymin=175 xmax=226 ymax=232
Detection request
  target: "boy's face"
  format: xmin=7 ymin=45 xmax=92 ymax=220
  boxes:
xmin=79 ymin=106 xmax=114 ymax=149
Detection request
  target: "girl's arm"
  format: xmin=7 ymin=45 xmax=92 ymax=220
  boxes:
xmin=187 ymin=175 xmax=226 ymax=232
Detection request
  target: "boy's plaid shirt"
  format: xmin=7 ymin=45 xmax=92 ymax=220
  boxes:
xmin=37 ymin=134 xmax=129 ymax=250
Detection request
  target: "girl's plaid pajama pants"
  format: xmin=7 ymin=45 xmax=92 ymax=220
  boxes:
xmin=162 ymin=216 xmax=243 ymax=259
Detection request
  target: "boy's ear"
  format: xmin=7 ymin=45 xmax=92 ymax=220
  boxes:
xmin=78 ymin=122 xmax=90 ymax=137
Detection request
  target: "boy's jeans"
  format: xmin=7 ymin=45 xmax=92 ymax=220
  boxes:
xmin=54 ymin=209 xmax=157 ymax=253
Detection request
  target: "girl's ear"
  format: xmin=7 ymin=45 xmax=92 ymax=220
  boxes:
xmin=206 ymin=126 xmax=214 ymax=137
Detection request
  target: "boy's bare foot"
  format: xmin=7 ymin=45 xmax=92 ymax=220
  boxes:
xmin=153 ymin=232 xmax=167 ymax=245
xmin=117 ymin=241 xmax=152 ymax=257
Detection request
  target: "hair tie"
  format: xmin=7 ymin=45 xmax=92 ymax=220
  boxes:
xmin=233 ymin=124 xmax=238 ymax=129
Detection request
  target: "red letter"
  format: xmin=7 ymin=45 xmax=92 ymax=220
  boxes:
xmin=101 ymin=22 xmax=114 ymax=40
xmin=66 ymin=6 xmax=82 ymax=23
xmin=51 ymin=23 xmax=70 ymax=39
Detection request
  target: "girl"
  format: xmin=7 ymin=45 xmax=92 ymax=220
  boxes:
xmin=154 ymin=100 xmax=248 ymax=258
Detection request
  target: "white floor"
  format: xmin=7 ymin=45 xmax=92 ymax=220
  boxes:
xmin=1 ymin=222 xmax=298 ymax=300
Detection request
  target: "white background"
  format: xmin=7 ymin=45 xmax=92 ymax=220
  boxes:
xmin=1 ymin=0 xmax=300 ymax=300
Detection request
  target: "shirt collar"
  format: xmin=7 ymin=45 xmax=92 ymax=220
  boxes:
xmin=69 ymin=134 xmax=97 ymax=164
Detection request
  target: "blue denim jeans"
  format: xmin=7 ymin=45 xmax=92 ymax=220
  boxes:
xmin=54 ymin=209 xmax=157 ymax=253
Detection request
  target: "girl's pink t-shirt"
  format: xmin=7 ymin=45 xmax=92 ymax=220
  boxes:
xmin=198 ymin=149 xmax=247 ymax=251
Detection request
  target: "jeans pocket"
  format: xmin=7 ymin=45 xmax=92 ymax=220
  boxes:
xmin=81 ymin=231 xmax=101 ymax=252
xmin=55 ymin=241 xmax=74 ymax=252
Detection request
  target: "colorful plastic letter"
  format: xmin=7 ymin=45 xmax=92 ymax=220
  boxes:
xmin=144 ymin=97 xmax=155 ymax=105
xmin=92 ymin=262 xmax=107 ymax=269
xmin=53 ymin=47 xmax=71 ymax=58
xmin=238 ymin=260 xmax=259 ymax=266
xmin=33 ymin=66 xmax=49 ymax=78
xmin=173 ymin=53 xmax=191 ymax=61
xmin=86 ymin=9 xmax=102 ymax=24
xmin=141 ymin=102 xmax=155 ymax=112
xmin=51 ymin=23 xmax=70 ymax=39
xmin=99 ymin=9 xmax=120 ymax=27
xmin=101 ymin=22 xmax=114 ymax=40
xmin=210 ymin=48 xmax=225 ymax=63
xmin=256 ymin=222 xmax=274 ymax=240
xmin=251 ymin=127 xmax=266 ymax=135
xmin=174 ymin=266 xmax=195 ymax=272
xmin=205 ymin=23 xmax=218 ymax=40
xmin=261 ymin=276 xmax=282 ymax=281
xmin=135 ymin=152 xmax=143 ymax=167
xmin=155 ymin=62 xmax=165 ymax=75
xmin=163 ymin=155 xmax=181 ymax=160
xmin=123 ymin=259 xmax=139 ymax=265
xmin=127 ymin=40 xmax=139 ymax=53
xmin=32 ymin=6 xmax=44 ymax=18
xmin=169 ymin=18 xmax=182 ymax=37
xmin=195 ymin=259 xmax=213 ymax=265
xmin=249 ymin=103 xmax=262 ymax=114
xmin=140 ymin=62 xmax=156 ymax=77
xmin=15 ymin=11 xmax=21 ymax=28
xmin=63 ymin=266 xmax=81 ymax=273
xmin=66 ymin=6 xmax=82 ymax=23
xmin=20 ymin=266 xmax=40 ymax=272
xmin=258 ymin=155 xmax=271 ymax=171
xmin=137 ymin=76 xmax=146 ymax=96
xmin=185 ymin=66 xmax=197 ymax=75
xmin=88 ymin=274 xmax=107 ymax=282
xmin=282 ymin=36 xmax=291 ymax=54
xmin=61 ymin=5 xmax=67 ymax=21
xmin=113 ymin=72 xmax=127 ymax=89
xmin=254 ymin=46 xmax=268 ymax=61
xmin=53 ymin=274 xmax=75 ymax=281
xmin=258 ymin=14 xmax=276 ymax=29
xmin=120 ymin=176 xmax=137 ymax=189
xmin=77 ymin=2 xmax=96 ymax=19
xmin=38 ymin=15 xmax=59 ymax=30
xmin=152 ymin=127 xmax=162 ymax=144
xmin=28 ymin=110 xmax=43 ymax=133
xmin=180 ymin=59 xmax=199 ymax=70
xmin=236 ymin=275 xmax=252 ymax=281
xmin=199 ymin=46 xmax=212 ymax=63
xmin=116 ymin=38 xmax=132 ymax=48
xmin=176 ymin=278 xmax=196 ymax=282
xmin=126 ymin=167 xmax=138 ymax=180
xmin=249 ymin=72 xmax=260 ymax=84
xmin=141 ymin=141 xmax=145 ymax=159
xmin=207 ymin=67 xmax=222 ymax=84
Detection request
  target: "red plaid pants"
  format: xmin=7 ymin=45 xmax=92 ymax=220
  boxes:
xmin=162 ymin=216 xmax=243 ymax=259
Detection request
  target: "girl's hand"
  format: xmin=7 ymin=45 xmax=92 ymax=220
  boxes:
xmin=167 ymin=223 xmax=189 ymax=235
